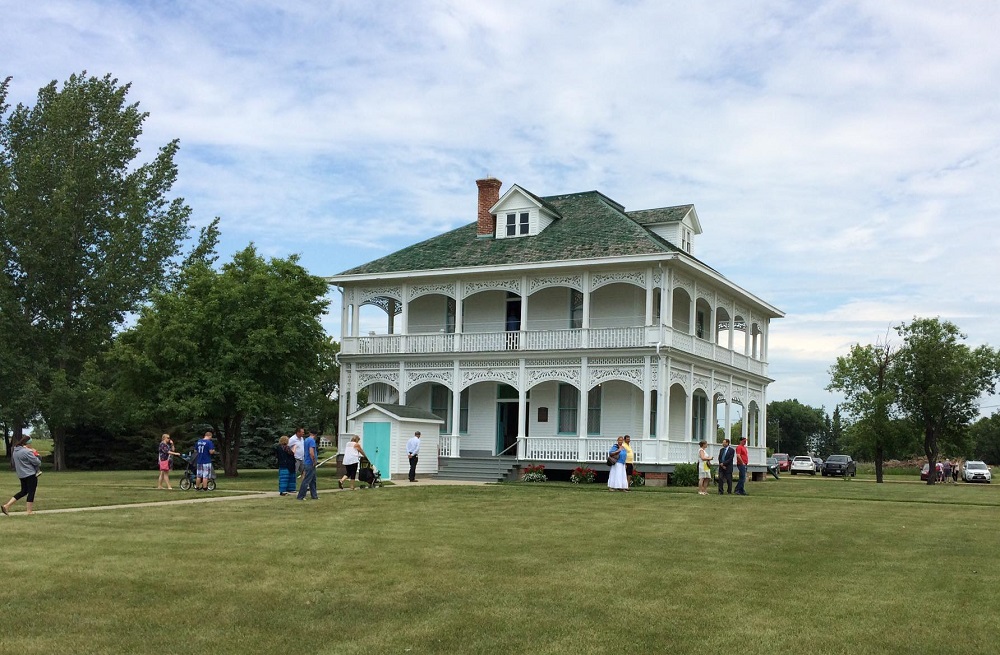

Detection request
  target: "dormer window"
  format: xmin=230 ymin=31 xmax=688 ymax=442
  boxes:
xmin=506 ymin=212 xmax=529 ymax=237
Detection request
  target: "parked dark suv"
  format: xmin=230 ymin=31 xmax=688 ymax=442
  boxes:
xmin=822 ymin=454 xmax=856 ymax=477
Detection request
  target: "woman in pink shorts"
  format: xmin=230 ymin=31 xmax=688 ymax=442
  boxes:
xmin=157 ymin=434 xmax=180 ymax=489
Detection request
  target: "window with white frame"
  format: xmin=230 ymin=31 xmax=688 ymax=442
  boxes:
xmin=505 ymin=211 xmax=530 ymax=237
xmin=692 ymin=392 xmax=707 ymax=441
xmin=557 ymin=384 xmax=578 ymax=434
xmin=431 ymin=384 xmax=450 ymax=433
xmin=587 ymin=386 xmax=602 ymax=435
xmin=459 ymin=388 xmax=469 ymax=434
xmin=649 ymin=390 xmax=657 ymax=436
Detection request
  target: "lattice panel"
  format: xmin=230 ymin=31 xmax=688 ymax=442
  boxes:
xmin=528 ymin=274 xmax=583 ymax=293
xmin=462 ymin=278 xmax=521 ymax=298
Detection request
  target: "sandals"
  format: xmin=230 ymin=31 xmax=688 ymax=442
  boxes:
xmin=1 ymin=505 xmax=8 ymax=516
xmin=338 ymin=480 xmax=344 ymax=489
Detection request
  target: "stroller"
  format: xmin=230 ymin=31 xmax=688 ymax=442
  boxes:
xmin=178 ymin=452 xmax=216 ymax=491
xmin=357 ymin=458 xmax=383 ymax=489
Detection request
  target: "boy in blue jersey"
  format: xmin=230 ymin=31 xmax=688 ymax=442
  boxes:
xmin=195 ymin=430 xmax=216 ymax=491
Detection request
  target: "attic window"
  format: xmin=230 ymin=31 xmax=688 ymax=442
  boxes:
xmin=682 ymin=228 xmax=692 ymax=253
xmin=505 ymin=212 xmax=529 ymax=237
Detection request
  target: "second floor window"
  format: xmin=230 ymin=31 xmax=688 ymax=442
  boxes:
xmin=505 ymin=212 xmax=530 ymax=236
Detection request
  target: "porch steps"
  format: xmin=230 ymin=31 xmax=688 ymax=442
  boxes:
xmin=435 ymin=456 xmax=517 ymax=483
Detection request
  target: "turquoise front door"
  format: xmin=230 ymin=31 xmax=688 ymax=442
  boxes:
xmin=363 ymin=422 xmax=392 ymax=480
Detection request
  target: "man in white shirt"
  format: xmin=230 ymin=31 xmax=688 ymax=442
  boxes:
xmin=288 ymin=427 xmax=305 ymax=479
xmin=406 ymin=431 xmax=421 ymax=482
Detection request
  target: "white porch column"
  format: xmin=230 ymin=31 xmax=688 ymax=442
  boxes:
xmin=519 ymin=275 xmax=528 ymax=351
xmin=582 ymin=272 xmax=591 ymax=349
xmin=450 ymin=387 xmax=461 ymax=438
xmin=644 ymin=267 xmax=654 ymax=326
xmin=455 ymin=282 xmax=464 ymax=352
xmin=664 ymin=269 xmax=673 ymax=328
xmin=578 ymin=357 xmax=589 ymax=461
xmin=397 ymin=361 xmax=406 ymax=405
xmin=688 ymin=281 xmax=697 ymax=335
xmin=725 ymin=377 xmax=732 ymax=442
xmin=761 ymin=387 xmax=768 ymax=449
xmin=400 ymin=284 xmax=409 ymax=335
xmin=338 ymin=362 xmax=349 ymax=437
xmin=352 ymin=303 xmax=360 ymax=337
xmin=349 ymin=363 xmax=359 ymax=414
xmin=744 ymin=310 xmax=751 ymax=356
xmin=642 ymin=356 xmax=652 ymax=440
xmin=728 ymin=303 xmax=735 ymax=351
xmin=661 ymin=356 xmax=671 ymax=445
xmin=517 ymin=359 xmax=527 ymax=457
xmin=684 ymin=383 xmax=693 ymax=443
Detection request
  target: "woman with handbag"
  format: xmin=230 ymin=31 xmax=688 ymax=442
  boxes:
xmin=697 ymin=440 xmax=713 ymax=495
xmin=607 ymin=436 xmax=629 ymax=492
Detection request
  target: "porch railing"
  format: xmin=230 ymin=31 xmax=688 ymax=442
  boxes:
xmin=519 ymin=437 xmax=767 ymax=466
xmin=343 ymin=326 xmax=767 ymax=375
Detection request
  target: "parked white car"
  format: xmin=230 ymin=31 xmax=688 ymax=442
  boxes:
xmin=963 ymin=461 xmax=992 ymax=483
xmin=790 ymin=456 xmax=817 ymax=476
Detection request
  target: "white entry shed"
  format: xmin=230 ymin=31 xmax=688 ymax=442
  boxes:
xmin=343 ymin=403 xmax=444 ymax=481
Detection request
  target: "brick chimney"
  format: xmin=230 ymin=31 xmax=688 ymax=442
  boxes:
xmin=476 ymin=177 xmax=502 ymax=237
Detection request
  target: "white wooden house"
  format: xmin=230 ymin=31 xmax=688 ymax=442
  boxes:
xmin=327 ymin=178 xmax=783 ymax=482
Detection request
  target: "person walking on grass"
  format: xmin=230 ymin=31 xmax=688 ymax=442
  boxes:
xmin=734 ymin=436 xmax=749 ymax=496
xmin=195 ymin=430 xmax=216 ymax=491
xmin=339 ymin=435 xmax=369 ymax=491
xmin=296 ymin=430 xmax=319 ymax=500
xmin=157 ymin=434 xmax=180 ymax=490
xmin=717 ymin=438 xmax=734 ymax=495
xmin=275 ymin=436 xmax=297 ymax=495
xmin=2 ymin=435 xmax=42 ymax=516
xmin=697 ymin=440 xmax=713 ymax=495
xmin=406 ymin=431 xmax=421 ymax=482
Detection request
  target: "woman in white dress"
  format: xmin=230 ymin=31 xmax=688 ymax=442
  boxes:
xmin=607 ymin=436 xmax=629 ymax=491
xmin=697 ymin=440 xmax=713 ymax=495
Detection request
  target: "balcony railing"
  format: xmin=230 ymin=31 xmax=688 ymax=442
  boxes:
xmin=342 ymin=326 xmax=767 ymax=374
xmin=511 ymin=436 xmax=767 ymax=466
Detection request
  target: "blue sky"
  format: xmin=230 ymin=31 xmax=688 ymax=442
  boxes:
xmin=3 ymin=0 xmax=999 ymax=414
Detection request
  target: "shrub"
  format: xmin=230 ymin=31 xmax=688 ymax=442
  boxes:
xmin=570 ymin=466 xmax=596 ymax=484
xmin=670 ymin=463 xmax=698 ymax=487
xmin=522 ymin=464 xmax=547 ymax=482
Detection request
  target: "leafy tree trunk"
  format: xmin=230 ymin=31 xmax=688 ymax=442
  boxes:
xmin=874 ymin=443 xmax=884 ymax=483
xmin=218 ymin=414 xmax=244 ymax=477
xmin=924 ymin=428 xmax=938 ymax=486
xmin=51 ymin=424 xmax=67 ymax=471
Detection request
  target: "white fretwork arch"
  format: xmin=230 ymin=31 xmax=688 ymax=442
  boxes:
xmin=590 ymin=270 xmax=646 ymax=292
xmin=528 ymin=274 xmax=583 ymax=295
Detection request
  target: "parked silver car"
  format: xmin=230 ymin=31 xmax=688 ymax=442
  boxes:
xmin=963 ymin=461 xmax=992 ymax=483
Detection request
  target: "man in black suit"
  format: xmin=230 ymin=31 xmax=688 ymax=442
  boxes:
xmin=717 ymin=438 xmax=735 ymax=495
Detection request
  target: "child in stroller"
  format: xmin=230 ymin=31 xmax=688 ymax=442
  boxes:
xmin=179 ymin=452 xmax=216 ymax=491
xmin=357 ymin=458 xmax=382 ymax=489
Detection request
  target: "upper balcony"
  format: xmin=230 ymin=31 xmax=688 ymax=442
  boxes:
xmin=340 ymin=325 xmax=767 ymax=376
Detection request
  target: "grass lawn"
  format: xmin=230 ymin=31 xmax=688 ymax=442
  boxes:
xmin=1 ymin=471 xmax=997 ymax=654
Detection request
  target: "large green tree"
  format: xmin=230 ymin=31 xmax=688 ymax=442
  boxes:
xmin=0 ymin=73 xmax=191 ymax=469
xmin=111 ymin=245 xmax=330 ymax=476
xmin=894 ymin=318 xmax=999 ymax=485
xmin=827 ymin=341 xmax=899 ymax=482
xmin=766 ymin=399 xmax=827 ymax=456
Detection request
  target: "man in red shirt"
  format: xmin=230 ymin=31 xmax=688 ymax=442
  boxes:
xmin=735 ymin=436 xmax=750 ymax=496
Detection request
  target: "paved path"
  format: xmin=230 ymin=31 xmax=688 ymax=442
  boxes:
xmin=3 ymin=478 xmax=489 ymax=516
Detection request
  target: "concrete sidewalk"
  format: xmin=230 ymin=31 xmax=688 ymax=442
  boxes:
xmin=2 ymin=477 xmax=489 ymax=516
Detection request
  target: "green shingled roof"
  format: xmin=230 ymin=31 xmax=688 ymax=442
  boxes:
xmin=627 ymin=204 xmax=693 ymax=225
xmin=336 ymin=191 xmax=686 ymax=276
